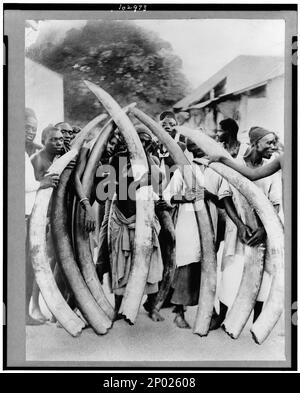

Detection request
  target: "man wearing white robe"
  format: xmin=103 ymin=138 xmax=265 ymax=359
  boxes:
xmin=162 ymin=140 xmax=245 ymax=329
xmin=212 ymin=127 xmax=281 ymax=329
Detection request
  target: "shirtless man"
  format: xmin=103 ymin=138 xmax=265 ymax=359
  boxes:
xmin=30 ymin=125 xmax=64 ymax=321
xmin=31 ymin=125 xmax=64 ymax=180
xmin=25 ymin=116 xmax=59 ymax=325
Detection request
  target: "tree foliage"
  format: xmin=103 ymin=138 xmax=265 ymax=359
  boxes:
xmin=26 ymin=20 xmax=191 ymax=126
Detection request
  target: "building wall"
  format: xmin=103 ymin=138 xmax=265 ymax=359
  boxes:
xmin=183 ymin=75 xmax=284 ymax=145
xmin=25 ymin=57 xmax=64 ymax=143
xmin=238 ymin=76 xmax=284 ymax=143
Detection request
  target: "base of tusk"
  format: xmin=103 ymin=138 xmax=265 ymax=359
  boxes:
xmin=251 ymin=331 xmax=261 ymax=345
xmin=120 ymin=314 xmax=135 ymax=326
xmin=222 ymin=324 xmax=238 ymax=340
xmin=193 ymin=331 xmax=209 ymax=338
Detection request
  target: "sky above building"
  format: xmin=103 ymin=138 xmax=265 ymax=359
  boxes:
xmin=26 ymin=18 xmax=285 ymax=89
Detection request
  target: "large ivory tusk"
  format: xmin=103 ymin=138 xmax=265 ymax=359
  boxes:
xmin=29 ymin=113 xmax=107 ymax=337
xmin=84 ymin=81 xmax=154 ymax=324
xmin=51 ymin=166 xmax=112 ymax=334
xmin=223 ymin=189 xmax=265 ymax=339
xmin=129 ymin=107 xmax=217 ymax=336
xmin=177 ymin=126 xmax=284 ymax=344
xmin=222 ymin=190 xmax=265 ymax=338
xmin=74 ymin=120 xmax=115 ymax=321
xmin=154 ymin=210 xmax=176 ymax=311
xmin=74 ymin=105 xmax=136 ymax=321
xmin=223 ymin=244 xmax=265 ymax=338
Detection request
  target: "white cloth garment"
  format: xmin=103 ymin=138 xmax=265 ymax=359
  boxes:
xmin=25 ymin=152 xmax=40 ymax=216
xmin=219 ymin=157 xmax=282 ymax=308
xmin=163 ymin=159 xmax=231 ymax=268
xmin=163 ymin=162 xmax=204 ymax=267
xmin=193 ymin=158 xmax=232 ymax=239
xmin=221 ymin=158 xmax=281 ymax=265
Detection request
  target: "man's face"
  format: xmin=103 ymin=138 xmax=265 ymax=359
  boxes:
xmin=57 ymin=123 xmax=73 ymax=146
xmin=160 ymin=116 xmax=177 ymax=137
xmin=44 ymin=130 xmax=64 ymax=155
xmin=25 ymin=116 xmax=37 ymax=143
xmin=71 ymin=127 xmax=81 ymax=141
xmin=256 ymin=133 xmax=276 ymax=159
xmin=216 ymin=129 xmax=227 ymax=144
xmin=106 ymin=136 xmax=119 ymax=157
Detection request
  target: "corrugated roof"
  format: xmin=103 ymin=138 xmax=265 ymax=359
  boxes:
xmin=174 ymin=55 xmax=284 ymax=110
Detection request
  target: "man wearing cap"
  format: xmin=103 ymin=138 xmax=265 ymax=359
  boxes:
xmin=25 ymin=108 xmax=43 ymax=157
xmin=210 ymin=126 xmax=281 ymax=329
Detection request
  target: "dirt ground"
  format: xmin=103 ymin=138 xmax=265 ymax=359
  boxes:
xmin=26 ymin=295 xmax=285 ymax=363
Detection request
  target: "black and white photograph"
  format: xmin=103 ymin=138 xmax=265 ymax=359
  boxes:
xmin=3 ymin=3 xmax=297 ymax=371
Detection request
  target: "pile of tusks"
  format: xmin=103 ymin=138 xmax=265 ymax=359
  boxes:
xmin=29 ymin=81 xmax=284 ymax=344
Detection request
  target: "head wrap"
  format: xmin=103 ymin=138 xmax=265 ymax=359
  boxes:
xmin=159 ymin=111 xmax=177 ymax=122
xmin=136 ymin=125 xmax=152 ymax=139
xmin=55 ymin=122 xmax=73 ymax=131
xmin=249 ymin=127 xmax=274 ymax=145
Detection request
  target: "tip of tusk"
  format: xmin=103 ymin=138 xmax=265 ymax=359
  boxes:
xmin=83 ymin=79 xmax=91 ymax=86
xmin=193 ymin=331 xmax=209 ymax=337
xmin=251 ymin=331 xmax=261 ymax=345
xmin=84 ymin=80 xmax=98 ymax=91
xmin=127 ymin=102 xmax=137 ymax=110
xmin=222 ymin=324 xmax=238 ymax=340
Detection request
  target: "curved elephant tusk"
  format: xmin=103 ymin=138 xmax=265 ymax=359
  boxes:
xmin=177 ymin=125 xmax=284 ymax=344
xmin=74 ymin=120 xmax=115 ymax=321
xmin=223 ymin=243 xmax=265 ymax=339
xmin=129 ymin=107 xmax=217 ymax=336
xmin=75 ymin=104 xmax=137 ymax=320
xmin=29 ymin=113 xmax=107 ymax=336
xmin=154 ymin=210 xmax=176 ymax=311
xmin=51 ymin=166 xmax=112 ymax=334
xmin=221 ymin=190 xmax=265 ymax=339
xmin=85 ymin=81 xmax=154 ymax=324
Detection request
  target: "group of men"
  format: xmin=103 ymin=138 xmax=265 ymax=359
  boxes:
xmin=25 ymin=108 xmax=81 ymax=325
xmin=25 ymin=107 xmax=282 ymax=332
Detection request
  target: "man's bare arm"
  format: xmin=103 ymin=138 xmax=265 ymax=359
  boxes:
xmin=74 ymin=146 xmax=96 ymax=232
xmin=223 ymin=196 xmax=252 ymax=244
xmin=210 ymin=154 xmax=282 ymax=180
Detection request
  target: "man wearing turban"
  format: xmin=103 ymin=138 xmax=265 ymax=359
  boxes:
xmin=211 ymin=126 xmax=282 ymax=330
